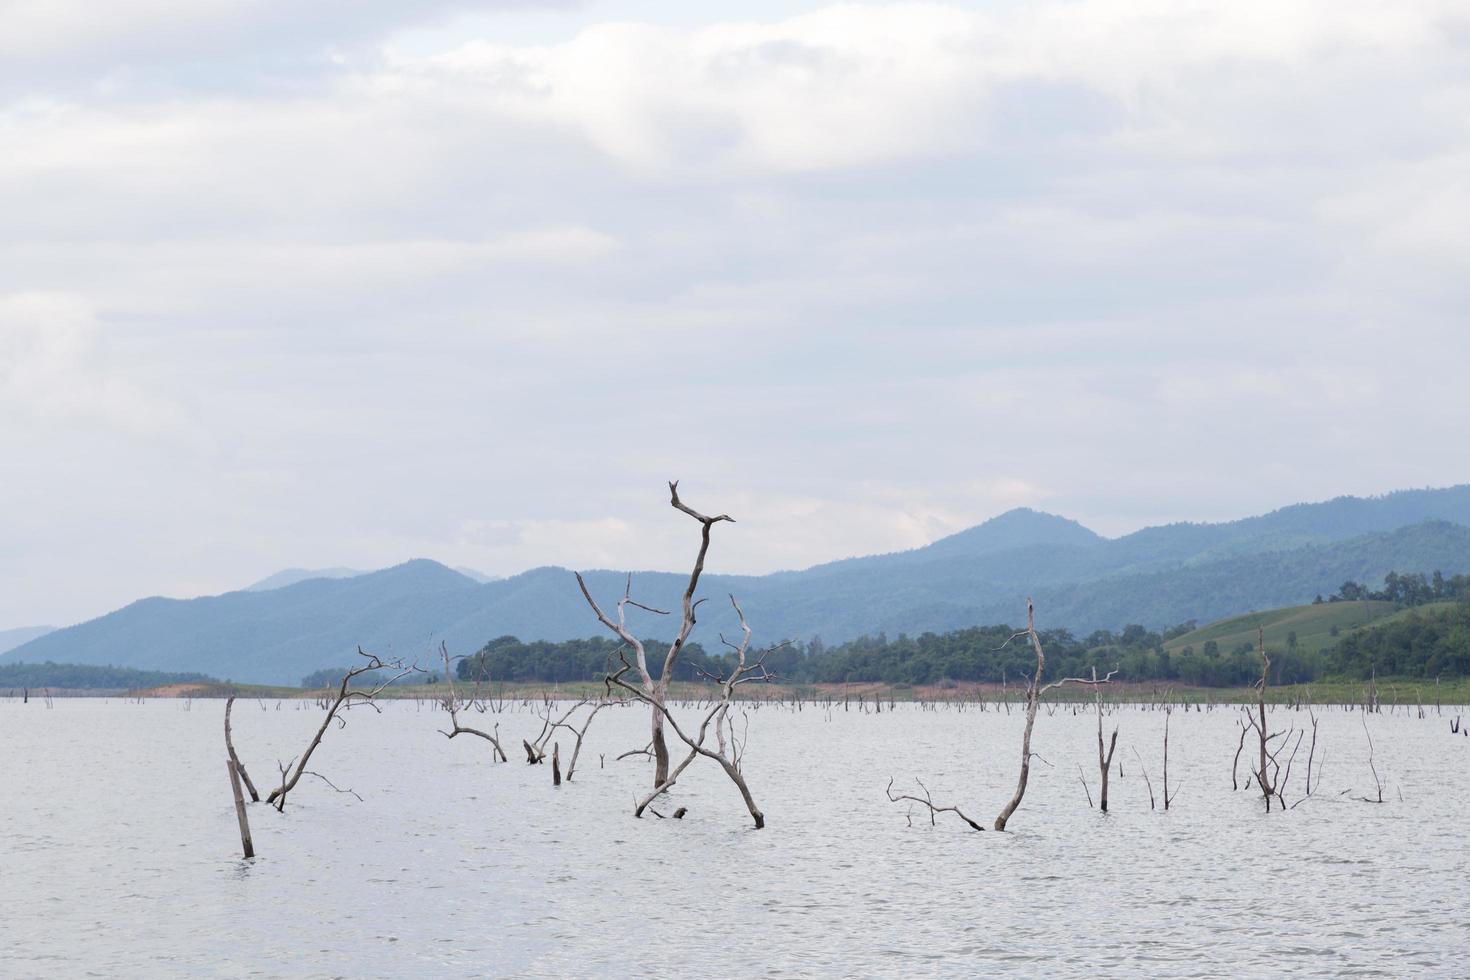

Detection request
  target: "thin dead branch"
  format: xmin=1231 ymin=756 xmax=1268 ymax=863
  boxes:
xmin=264 ymin=648 xmax=420 ymax=812
xmin=436 ymin=643 xmax=508 ymax=762
xmin=886 ymin=778 xmax=985 ymax=831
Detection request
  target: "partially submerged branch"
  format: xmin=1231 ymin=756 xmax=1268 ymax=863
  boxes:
xmin=437 ymin=643 xmax=508 ymax=762
xmin=607 ymin=594 xmax=773 ymax=828
xmin=265 ymin=648 xmax=421 ymax=812
xmin=886 ymin=778 xmax=984 ymax=831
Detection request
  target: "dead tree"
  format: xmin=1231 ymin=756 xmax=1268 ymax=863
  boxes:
xmin=993 ymin=599 xmax=1113 ymax=831
xmin=1241 ymin=626 xmax=1291 ymax=811
xmin=1162 ymin=703 xmax=1179 ymax=809
xmin=1304 ymin=708 xmax=1320 ymax=798
xmin=576 ymin=481 xmax=732 ymax=789
xmin=1231 ymin=718 xmax=1248 ymax=790
xmin=1355 ymin=711 xmax=1384 ymax=804
xmin=224 ymin=696 xmax=261 ymax=802
xmin=889 ymin=600 xmax=1111 ymax=833
xmin=607 ymin=595 xmax=773 ymax=828
xmin=1087 ymin=665 xmax=1120 ymax=812
xmin=1133 ymin=746 xmax=1156 ymax=809
xmin=265 ymin=648 xmax=419 ymax=812
xmin=226 ymin=759 xmax=255 ymax=859
xmin=532 ymin=686 xmax=626 ymax=782
xmin=436 ymin=643 xmax=508 ymax=762
xmin=530 ymin=698 xmax=585 ymax=761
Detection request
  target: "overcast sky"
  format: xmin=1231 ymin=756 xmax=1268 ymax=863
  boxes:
xmin=4 ymin=0 xmax=1469 ymax=628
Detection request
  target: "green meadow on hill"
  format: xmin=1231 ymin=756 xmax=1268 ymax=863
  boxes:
xmin=1165 ymin=600 xmax=1399 ymax=657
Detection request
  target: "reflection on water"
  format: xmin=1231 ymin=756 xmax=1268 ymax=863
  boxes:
xmin=2 ymin=698 xmax=1467 ymax=977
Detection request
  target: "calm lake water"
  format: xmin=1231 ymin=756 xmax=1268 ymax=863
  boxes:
xmin=3 ymin=697 xmax=1467 ymax=977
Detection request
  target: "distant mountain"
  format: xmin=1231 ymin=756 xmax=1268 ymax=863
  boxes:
xmin=246 ymin=567 xmax=368 ymax=592
xmin=248 ymin=565 xmax=497 ymax=592
xmin=0 ymin=626 xmax=55 ymax=655
xmin=10 ymin=486 xmax=1470 ymax=684
xmin=10 ymin=560 xmax=479 ymax=685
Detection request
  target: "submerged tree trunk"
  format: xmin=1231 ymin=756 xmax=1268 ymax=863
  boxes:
xmin=577 ymin=481 xmax=734 ymax=793
xmin=993 ymin=601 xmax=1114 ymax=831
xmin=995 ymin=601 xmax=1045 ymax=832
xmin=1093 ymin=666 xmax=1118 ymax=813
xmin=615 ymin=595 xmax=773 ymax=829
xmin=1254 ymin=628 xmax=1276 ymax=810
xmin=224 ymin=696 xmax=260 ymax=803
xmin=651 ymin=702 xmax=671 ymax=786
xmin=226 ymin=759 xmax=254 ymax=859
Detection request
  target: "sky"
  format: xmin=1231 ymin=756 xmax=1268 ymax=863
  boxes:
xmin=3 ymin=0 xmax=1470 ymax=628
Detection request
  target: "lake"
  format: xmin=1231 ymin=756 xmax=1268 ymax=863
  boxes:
xmin=3 ymin=696 xmax=1467 ymax=977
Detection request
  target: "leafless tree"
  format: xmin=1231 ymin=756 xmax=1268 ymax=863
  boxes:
xmin=1086 ymin=665 xmax=1120 ymax=812
xmin=1303 ymin=707 xmax=1321 ymax=798
xmin=265 ymin=648 xmax=420 ymax=812
xmin=435 ymin=643 xmax=508 ymax=762
xmin=1162 ymin=703 xmax=1180 ymax=809
xmin=1241 ymin=626 xmax=1292 ymax=811
xmin=1133 ymin=745 xmax=1156 ymax=810
xmin=224 ymin=696 xmax=261 ymax=802
xmin=606 ymin=595 xmax=774 ymax=828
xmin=531 ymin=687 xmax=627 ymax=782
xmin=1250 ymin=627 xmax=1275 ymax=802
xmin=993 ymin=600 xmax=1114 ymax=831
xmin=1355 ymin=711 xmax=1384 ymax=804
xmin=576 ymin=481 xmax=733 ymax=790
xmin=225 ymin=759 xmax=254 ymax=858
xmin=886 ymin=600 xmax=1112 ymax=833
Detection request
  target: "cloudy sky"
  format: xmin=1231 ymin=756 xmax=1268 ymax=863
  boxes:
xmin=3 ymin=0 xmax=1469 ymax=628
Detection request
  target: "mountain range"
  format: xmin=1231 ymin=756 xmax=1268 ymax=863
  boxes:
xmin=0 ymin=626 xmax=55 ymax=656
xmin=8 ymin=486 xmax=1470 ymax=684
xmin=245 ymin=565 xmax=498 ymax=591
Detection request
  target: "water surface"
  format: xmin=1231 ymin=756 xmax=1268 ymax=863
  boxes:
xmin=3 ymin=698 xmax=1467 ymax=977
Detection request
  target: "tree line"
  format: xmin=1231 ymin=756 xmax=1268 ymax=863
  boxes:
xmin=1331 ymin=601 xmax=1470 ymax=679
xmin=449 ymin=568 xmax=1470 ymax=687
xmin=452 ymin=622 xmax=1214 ymax=686
xmin=0 ymin=661 xmax=212 ymax=689
xmin=456 ymin=634 xmax=716 ymax=684
xmin=300 ymin=666 xmax=441 ymax=688
xmin=1319 ymin=569 xmax=1470 ymax=606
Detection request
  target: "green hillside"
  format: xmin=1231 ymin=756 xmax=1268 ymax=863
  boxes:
xmin=1165 ymin=600 xmax=1398 ymax=657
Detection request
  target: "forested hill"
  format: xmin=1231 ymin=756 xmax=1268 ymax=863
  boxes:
xmin=9 ymin=487 xmax=1470 ymax=684
xmin=0 ymin=625 xmax=54 ymax=655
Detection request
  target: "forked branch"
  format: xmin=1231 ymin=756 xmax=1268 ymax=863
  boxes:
xmin=265 ymin=648 xmax=421 ymax=811
xmin=436 ymin=643 xmax=508 ymax=762
xmin=886 ymin=778 xmax=984 ymax=831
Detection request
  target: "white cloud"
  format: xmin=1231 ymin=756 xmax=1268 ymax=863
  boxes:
xmin=3 ymin=1 xmax=1470 ymax=626
xmin=382 ymin=0 xmax=1463 ymax=175
xmin=0 ymin=292 xmax=191 ymax=438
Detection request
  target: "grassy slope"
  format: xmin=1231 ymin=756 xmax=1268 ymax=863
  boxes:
xmin=1164 ymin=600 xmax=1403 ymax=656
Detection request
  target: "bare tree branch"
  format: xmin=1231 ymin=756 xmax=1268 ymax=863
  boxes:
xmin=265 ymin=648 xmax=421 ymax=811
xmin=437 ymin=643 xmax=508 ymax=762
xmin=886 ymin=777 xmax=985 ymax=831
